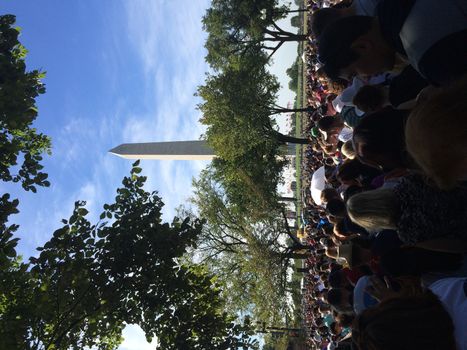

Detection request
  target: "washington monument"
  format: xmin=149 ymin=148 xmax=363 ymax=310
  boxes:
xmin=109 ymin=140 xmax=298 ymax=160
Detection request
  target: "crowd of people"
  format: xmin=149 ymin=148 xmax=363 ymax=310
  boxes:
xmin=297 ymin=0 xmax=467 ymax=349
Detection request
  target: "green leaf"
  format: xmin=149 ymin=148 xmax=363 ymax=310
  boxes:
xmin=78 ymin=208 xmax=89 ymax=216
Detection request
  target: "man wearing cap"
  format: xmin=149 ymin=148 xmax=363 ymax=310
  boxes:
xmin=317 ymin=0 xmax=467 ymax=86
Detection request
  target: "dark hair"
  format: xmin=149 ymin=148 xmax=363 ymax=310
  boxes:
xmin=353 ymin=108 xmax=409 ymax=169
xmin=337 ymin=313 xmax=354 ymax=328
xmin=326 ymin=288 xmax=343 ymax=308
xmin=321 ymin=187 xmax=339 ymax=203
xmin=338 ymin=158 xmax=382 ymax=186
xmin=352 ymin=292 xmax=456 ymax=350
xmin=317 ymin=115 xmax=340 ymax=132
xmin=329 ymin=321 xmax=338 ymax=335
xmin=343 ymin=185 xmax=363 ymax=202
xmin=318 ymin=16 xmax=373 ymax=80
xmin=311 ymin=7 xmax=342 ymax=38
xmin=333 ymin=220 xmax=355 ymax=237
xmin=353 ymin=85 xmax=386 ymax=113
xmin=328 ymin=269 xmax=344 ymax=288
xmin=380 ymin=247 xmax=463 ymax=277
xmin=337 ymin=159 xmax=364 ymax=183
xmin=326 ymin=198 xmax=347 ymax=218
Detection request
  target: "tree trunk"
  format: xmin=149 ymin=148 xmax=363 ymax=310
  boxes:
xmin=273 ymin=131 xmax=309 ymax=144
xmin=263 ymin=34 xmax=308 ymax=42
xmin=282 ymin=9 xmax=308 ymax=14
xmin=283 ymin=252 xmax=309 ymax=259
xmin=270 ymin=106 xmax=314 ymax=114
xmin=295 ymin=267 xmax=309 ymax=273
xmin=278 ymin=196 xmax=296 ymax=202
xmin=289 ymin=241 xmax=313 ymax=252
xmin=269 ymin=8 xmax=308 ymax=16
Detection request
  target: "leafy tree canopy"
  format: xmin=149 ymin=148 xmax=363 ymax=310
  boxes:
xmin=286 ymin=58 xmax=299 ymax=92
xmin=183 ymin=169 xmax=309 ymax=324
xmin=203 ymin=0 xmax=305 ymax=70
xmin=198 ymin=49 xmax=287 ymax=216
xmin=0 ymin=15 xmax=51 ymax=192
xmin=0 ymin=162 xmax=258 ymax=350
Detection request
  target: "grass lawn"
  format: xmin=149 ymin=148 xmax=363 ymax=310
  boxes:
xmin=294 ymin=9 xmax=308 ymax=222
xmin=290 ymin=7 xmax=308 ymax=331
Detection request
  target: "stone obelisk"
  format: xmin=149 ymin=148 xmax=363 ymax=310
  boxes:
xmin=109 ymin=140 xmax=298 ymax=160
xmin=110 ymin=140 xmax=214 ymax=160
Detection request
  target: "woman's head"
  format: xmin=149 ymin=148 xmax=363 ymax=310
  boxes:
xmin=405 ymin=76 xmax=467 ymax=190
xmin=353 ymin=108 xmax=409 ymax=170
xmin=352 ymin=292 xmax=456 ymax=350
xmin=346 ymin=189 xmax=399 ymax=231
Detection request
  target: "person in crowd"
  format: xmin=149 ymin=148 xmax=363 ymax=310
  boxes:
xmin=379 ymin=247 xmax=464 ymax=278
xmin=311 ymin=0 xmax=381 ymax=37
xmin=327 ymin=288 xmax=355 ymax=314
xmin=292 ymin=2 xmax=467 ymax=347
xmin=352 ymin=291 xmax=458 ymax=350
xmin=405 ymin=75 xmax=467 ymax=190
xmin=352 ymin=84 xmax=388 ymax=113
xmin=318 ymin=115 xmax=354 ymax=145
xmin=346 ymin=174 xmax=467 ymax=246
xmin=353 ymin=276 xmax=467 ymax=350
xmin=336 ymin=158 xmax=382 ymax=188
xmin=317 ymin=0 xmax=467 ymax=86
xmin=321 ymin=188 xmax=341 ymax=206
xmin=340 ymin=140 xmax=355 ymax=160
xmin=352 ymin=108 xmax=409 ymax=171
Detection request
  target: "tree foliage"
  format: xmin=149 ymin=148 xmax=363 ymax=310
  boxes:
xmin=185 ymin=169 xmax=310 ymax=325
xmin=0 ymin=162 xmax=258 ymax=350
xmin=290 ymin=15 xmax=300 ymax=28
xmin=286 ymin=58 xmax=299 ymax=92
xmin=198 ymin=48 xmax=310 ymax=217
xmin=0 ymin=15 xmax=51 ymax=192
xmin=198 ymin=49 xmax=287 ymax=216
xmin=203 ymin=0 xmax=306 ymax=70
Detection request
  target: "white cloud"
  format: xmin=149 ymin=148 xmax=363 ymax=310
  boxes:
xmin=116 ymin=0 xmax=211 ymax=224
xmin=119 ymin=324 xmax=158 ymax=350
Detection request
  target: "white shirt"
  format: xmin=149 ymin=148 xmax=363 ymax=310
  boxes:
xmin=429 ymin=278 xmax=467 ymax=350
xmin=338 ymin=127 xmax=353 ymax=143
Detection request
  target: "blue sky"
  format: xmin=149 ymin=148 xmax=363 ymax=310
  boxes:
xmin=2 ymin=0 xmax=299 ymax=348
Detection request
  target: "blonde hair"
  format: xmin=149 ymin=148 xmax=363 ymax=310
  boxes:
xmin=341 ymin=140 xmax=356 ymax=159
xmin=405 ymin=76 xmax=467 ymax=190
xmin=346 ymin=189 xmax=399 ymax=231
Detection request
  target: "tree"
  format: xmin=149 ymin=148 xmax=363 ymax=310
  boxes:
xmin=185 ymin=170 xmax=312 ymax=325
xmin=203 ymin=0 xmax=308 ymax=70
xmin=290 ymin=15 xmax=301 ymax=28
xmin=198 ymin=49 xmax=309 ymax=215
xmin=0 ymin=15 xmax=51 ymax=192
xmin=0 ymin=162 xmax=258 ymax=350
xmin=286 ymin=58 xmax=299 ymax=92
